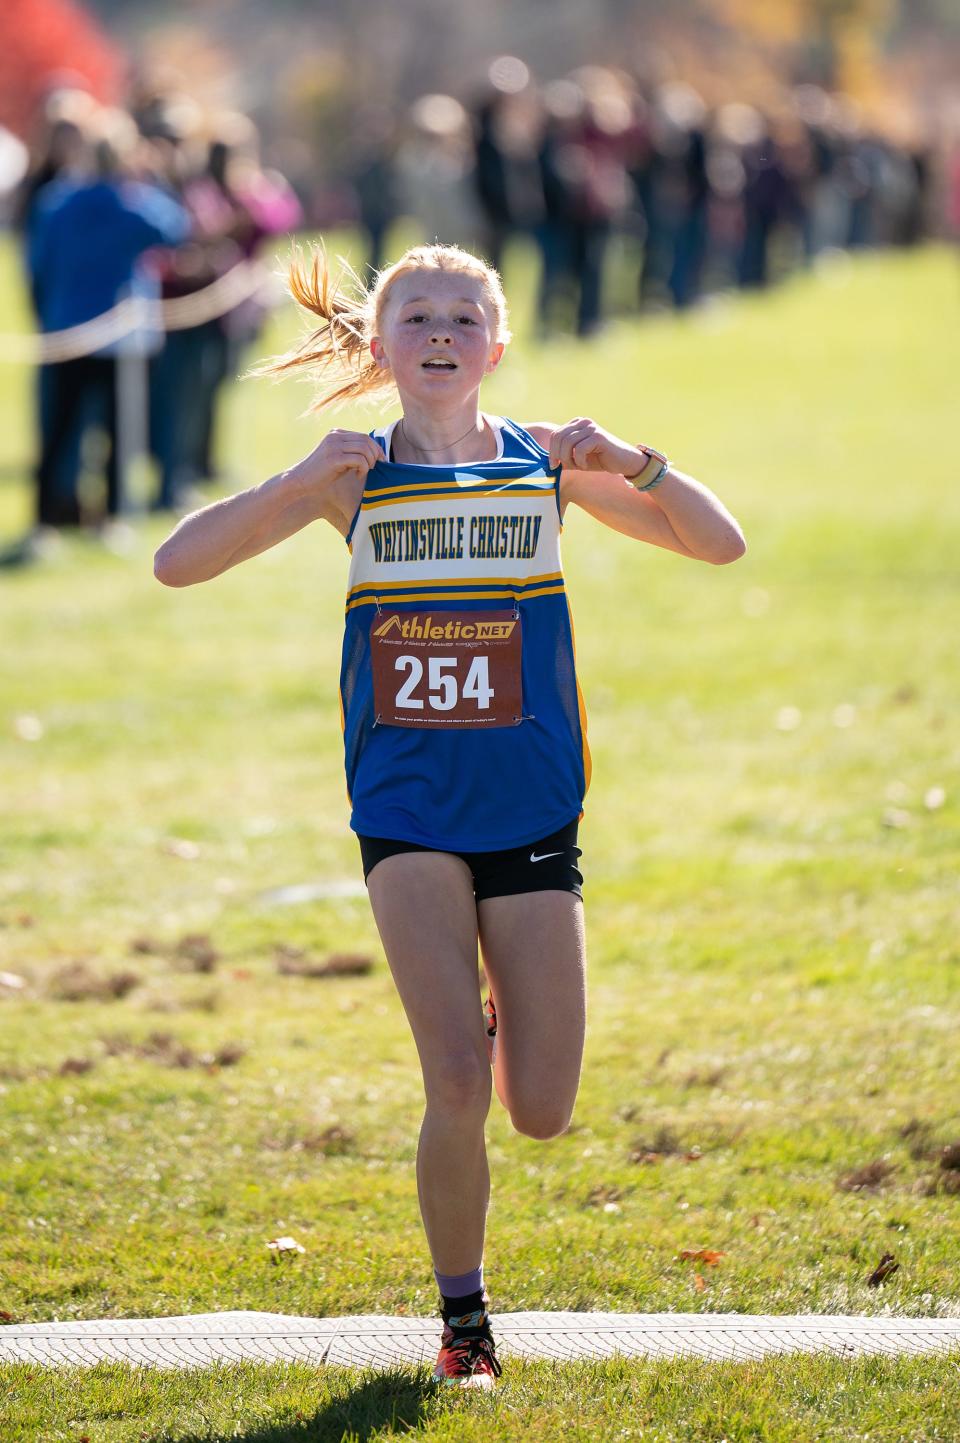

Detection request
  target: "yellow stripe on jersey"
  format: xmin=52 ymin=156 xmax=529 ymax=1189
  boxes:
xmin=346 ymin=570 xmax=563 ymax=601
xmin=359 ymin=475 xmax=551 ymax=498
xmin=361 ymin=487 xmax=553 ymax=512
xmin=564 ymin=594 xmax=592 ymax=796
xmin=344 ymin=584 xmax=567 ymax=613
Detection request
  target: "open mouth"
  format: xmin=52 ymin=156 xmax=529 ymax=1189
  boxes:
xmin=422 ymin=359 xmax=458 ymax=371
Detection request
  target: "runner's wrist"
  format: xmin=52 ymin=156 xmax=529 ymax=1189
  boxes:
xmin=623 ymin=444 xmax=670 ymax=492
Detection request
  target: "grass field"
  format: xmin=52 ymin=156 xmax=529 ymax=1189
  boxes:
xmin=1 ymin=238 xmax=959 ymax=1440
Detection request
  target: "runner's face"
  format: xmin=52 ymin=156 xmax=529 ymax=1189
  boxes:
xmin=371 ymin=271 xmax=504 ymax=403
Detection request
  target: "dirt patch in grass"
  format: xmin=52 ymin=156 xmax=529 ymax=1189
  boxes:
xmin=628 ymin=1125 xmax=707 ymax=1165
xmin=47 ymin=962 xmax=141 ymax=1002
xmin=683 ymin=1064 xmax=731 ymax=1089
xmin=98 ymin=1030 xmax=247 ymax=1069
xmin=837 ymin=1157 xmax=897 ymax=1192
xmin=274 ymin=945 xmax=374 ymax=978
xmin=260 ymin=1122 xmax=357 ymax=1155
xmin=129 ymin=931 xmax=219 ymax=971
xmin=146 ymin=990 xmax=220 ymax=1014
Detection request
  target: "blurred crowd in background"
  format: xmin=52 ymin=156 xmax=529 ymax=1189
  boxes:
xmin=2 ymin=56 xmax=953 ymax=543
xmin=9 ymin=87 xmax=301 ymax=536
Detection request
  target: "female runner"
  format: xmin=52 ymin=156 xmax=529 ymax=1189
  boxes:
xmin=154 ymin=242 xmax=746 ymax=1388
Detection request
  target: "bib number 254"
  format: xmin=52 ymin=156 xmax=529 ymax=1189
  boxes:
xmin=395 ymin=654 xmax=494 ymax=712
xmin=369 ymin=609 xmax=523 ymax=729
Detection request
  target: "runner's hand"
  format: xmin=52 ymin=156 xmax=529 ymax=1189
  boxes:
xmin=299 ymin=429 xmax=386 ymax=488
xmin=547 ymin=419 xmax=643 ymax=478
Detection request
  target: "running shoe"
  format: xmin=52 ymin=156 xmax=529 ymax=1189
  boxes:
xmin=432 ymin=1306 xmax=503 ymax=1388
xmin=484 ymin=991 xmax=498 ymax=1066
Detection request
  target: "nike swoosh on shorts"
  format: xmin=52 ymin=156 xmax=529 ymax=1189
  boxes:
xmin=529 ymin=850 xmax=564 ymax=863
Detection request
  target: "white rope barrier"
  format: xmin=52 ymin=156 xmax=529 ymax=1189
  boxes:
xmin=2 ymin=1310 xmax=959 ymax=1369
xmin=0 ymin=261 xmax=280 ymax=365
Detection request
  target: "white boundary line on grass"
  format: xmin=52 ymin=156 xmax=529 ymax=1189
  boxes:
xmin=2 ymin=1310 xmax=959 ymax=1368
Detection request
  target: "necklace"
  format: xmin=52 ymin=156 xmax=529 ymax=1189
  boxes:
xmin=399 ymin=416 xmax=484 ymax=454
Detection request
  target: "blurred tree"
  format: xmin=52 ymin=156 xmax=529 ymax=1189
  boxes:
xmin=0 ymin=0 xmax=125 ymax=138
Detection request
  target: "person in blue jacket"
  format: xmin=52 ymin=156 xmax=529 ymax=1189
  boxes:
xmin=27 ymin=110 xmax=188 ymax=529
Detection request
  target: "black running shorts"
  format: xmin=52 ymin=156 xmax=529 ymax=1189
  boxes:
xmin=356 ymin=817 xmax=583 ymax=902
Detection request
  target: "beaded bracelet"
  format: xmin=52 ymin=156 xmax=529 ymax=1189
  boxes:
xmin=625 ymin=446 xmax=671 ymax=492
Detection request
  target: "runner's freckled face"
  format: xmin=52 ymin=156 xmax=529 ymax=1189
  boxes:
xmin=369 ymin=272 xmax=505 ymax=411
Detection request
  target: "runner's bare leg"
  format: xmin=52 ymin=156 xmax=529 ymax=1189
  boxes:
xmin=366 ymin=851 xmax=491 ymax=1275
xmin=479 ymin=890 xmax=586 ymax=1135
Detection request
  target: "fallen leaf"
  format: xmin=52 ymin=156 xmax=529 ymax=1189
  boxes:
xmin=867 ymin=1253 xmax=899 ymax=1287
xmin=678 ymin=1248 xmax=726 ymax=1266
xmin=266 ymin=1235 xmax=306 ymax=1263
xmin=693 ymin=1273 xmax=706 ymax=1292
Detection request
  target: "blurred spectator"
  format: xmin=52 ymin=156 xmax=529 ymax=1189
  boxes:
xmin=27 ymin=108 xmax=189 ymax=528
xmin=10 ymin=86 xmax=95 ymax=233
xmin=147 ymin=111 xmax=301 ymax=509
xmin=537 ymin=70 xmax=639 ymax=337
xmin=396 ymin=94 xmax=484 ymax=249
xmin=634 ymin=83 xmax=710 ymax=311
xmin=471 ymin=58 xmax=545 ymax=273
xmin=737 ymin=118 xmax=800 ymax=288
xmin=13 ymin=89 xmax=99 ymax=525
xmin=351 ymin=107 xmax=400 ymax=274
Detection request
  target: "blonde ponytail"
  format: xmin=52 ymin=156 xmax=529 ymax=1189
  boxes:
xmin=250 ymin=243 xmax=391 ymax=411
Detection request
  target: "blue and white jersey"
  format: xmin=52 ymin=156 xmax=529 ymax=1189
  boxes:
xmin=338 ymin=414 xmax=591 ymax=850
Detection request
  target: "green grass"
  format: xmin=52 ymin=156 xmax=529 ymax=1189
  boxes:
xmin=1 ymin=239 xmax=959 ymax=1439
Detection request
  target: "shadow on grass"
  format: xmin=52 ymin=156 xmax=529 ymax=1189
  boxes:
xmin=171 ymin=1366 xmax=440 ymax=1442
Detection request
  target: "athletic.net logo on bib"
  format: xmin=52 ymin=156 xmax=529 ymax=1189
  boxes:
xmin=370 ymin=610 xmax=523 ymax=728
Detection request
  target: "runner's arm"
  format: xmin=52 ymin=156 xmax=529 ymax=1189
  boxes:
xmin=153 ymin=431 xmax=379 ymax=586
xmin=524 ymin=421 xmax=745 ymax=565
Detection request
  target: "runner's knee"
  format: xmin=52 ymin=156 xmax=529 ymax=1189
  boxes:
xmin=510 ymin=1097 xmax=574 ymax=1140
xmin=422 ymin=1048 xmax=492 ymax=1117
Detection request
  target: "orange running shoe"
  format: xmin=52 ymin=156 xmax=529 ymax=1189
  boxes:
xmin=484 ymin=991 xmax=498 ymax=1066
xmin=432 ymin=1306 xmax=503 ymax=1388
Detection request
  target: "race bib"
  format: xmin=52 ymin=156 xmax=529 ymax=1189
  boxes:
xmin=370 ymin=609 xmax=523 ymax=729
